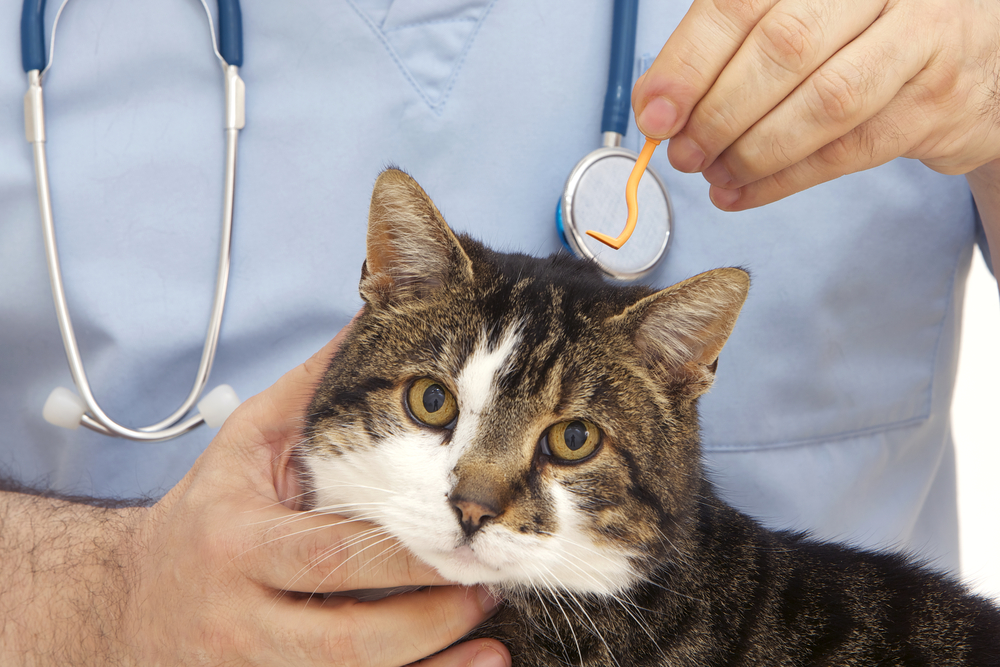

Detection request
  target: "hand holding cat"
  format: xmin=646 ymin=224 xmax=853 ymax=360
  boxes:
xmin=118 ymin=323 xmax=509 ymax=667
xmin=632 ymin=0 xmax=1000 ymax=214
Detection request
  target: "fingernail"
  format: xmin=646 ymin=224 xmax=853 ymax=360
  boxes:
xmin=703 ymin=159 xmax=734 ymax=187
xmin=710 ymin=186 xmax=741 ymax=210
xmin=476 ymin=585 xmax=502 ymax=615
xmin=471 ymin=646 xmax=508 ymax=667
xmin=669 ymin=134 xmax=706 ymax=173
xmin=636 ymin=96 xmax=678 ymax=138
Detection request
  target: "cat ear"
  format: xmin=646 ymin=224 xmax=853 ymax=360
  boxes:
xmin=360 ymin=168 xmax=474 ymax=305
xmin=615 ymin=268 xmax=750 ymax=392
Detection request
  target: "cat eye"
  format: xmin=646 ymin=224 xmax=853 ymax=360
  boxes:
xmin=407 ymin=378 xmax=458 ymax=427
xmin=542 ymin=419 xmax=601 ymax=462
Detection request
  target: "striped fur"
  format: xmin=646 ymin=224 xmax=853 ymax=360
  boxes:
xmin=300 ymin=169 xmax=1000 ymax=666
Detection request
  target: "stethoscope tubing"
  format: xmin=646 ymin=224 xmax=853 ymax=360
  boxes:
xmin=21 ymin=0 xmax=244 ymax=441
xmin=19 ymin=0 xmax=45 ymax=73
xmin=601 ymin=0 xmax=638 ymax=136
xmin=20 ymin=0 xmax=244 ymax=72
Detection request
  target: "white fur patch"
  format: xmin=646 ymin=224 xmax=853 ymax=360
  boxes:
xmin=443 ymin=326 xmax=523 ymax=477
xmin=455 ymin=326 xmax=522 ymax=417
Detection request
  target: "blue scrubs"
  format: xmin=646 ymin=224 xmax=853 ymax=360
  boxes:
xmin=0 ymin=0 xmax=976 ymax=574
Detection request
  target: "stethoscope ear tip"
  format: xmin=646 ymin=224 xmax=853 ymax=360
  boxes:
xmin=42 ymin=384 xmax=241 ymax=434
xmin=43 ymin=386 xmax=86 ymax=430
xmin=197 ymin=384 xmax=241 ymax=428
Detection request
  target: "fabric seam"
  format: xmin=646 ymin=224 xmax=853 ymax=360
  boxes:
xmin=346 ymin=0 xmax=498 ymax=115
xmin=346 ymin=0 xmax=434 ymax=109
xmin=383 ymin=16 xmax=479 ymax=33
xmin=702 ymin=414 xmax=929 ymax=453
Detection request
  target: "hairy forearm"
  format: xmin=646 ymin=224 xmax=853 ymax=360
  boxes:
xmin=0 ymin=487 xmax=143 ymax=665
xmin=967 ymin=160 xmax=1000 ymax=280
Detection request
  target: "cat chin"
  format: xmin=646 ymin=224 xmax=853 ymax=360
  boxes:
xmin=420 ymin=545 xmax=508 ymax=585
xmin=418 ymin=544 xmax=639 ymax=595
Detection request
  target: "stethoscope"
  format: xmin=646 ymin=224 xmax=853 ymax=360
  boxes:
xmin=21 ymin=0 xmax=244 ymax=441
xmin=557 ymin=0 xmax=673 ymax=281
xmin=20 ymin=0 xmax=665 ymax=441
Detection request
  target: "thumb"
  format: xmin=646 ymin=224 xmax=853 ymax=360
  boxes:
xmin=212 ymin=311 xmax=362 ymax=502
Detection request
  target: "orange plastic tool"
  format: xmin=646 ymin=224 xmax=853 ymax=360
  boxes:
xmin=586 ymin=137 xmax=661 ymax=249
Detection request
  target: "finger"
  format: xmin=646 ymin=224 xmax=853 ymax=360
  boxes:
xmin=409 ymin=639 xmax=510 ymax=667
xmin=669 ymin=0 xmax=887 ymax=173
xmin=703 ymin=5 xmax=928 ymax=188
xmin=243 ymin=508 xmax=452 ymax=593
xmin=270 ymin=585 xmax=501 ymax=667
xmin=708 ymin=97 xmax=918 ymax=210
xmin=633 ymin=0 xmax=779 ymax=139
xmin=706 ymin=51 xmax=989 ymax=211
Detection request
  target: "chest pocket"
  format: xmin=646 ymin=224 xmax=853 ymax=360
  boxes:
xmin=349 ymin=0 xmax=497 ymax=113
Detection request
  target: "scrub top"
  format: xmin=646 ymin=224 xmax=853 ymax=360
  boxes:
xmin=0 ymin=0 xmax=978 ymax=575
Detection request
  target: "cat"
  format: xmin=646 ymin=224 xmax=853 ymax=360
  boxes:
xmin=298 ymin=168 xmax=1000 ymax=666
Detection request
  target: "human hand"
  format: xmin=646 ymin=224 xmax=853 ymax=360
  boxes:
xmin=632 ymin=0 xmax=1000 ymax=211
xmin=120 ymin=321 xmax=510 ymax=667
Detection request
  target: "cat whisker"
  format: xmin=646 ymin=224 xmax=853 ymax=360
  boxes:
xmin=232 ymin=515 xmax=388 ymax=577
xmin=276 ymin=525 xmax=397 ymax=598
xmin=536 ymin=530 xmax=635 ymax=573
xmin=529 ymin=583 xmax=573 ymax=660
xmin=537 ymin=561 xmax=624 ymax=667
xmin=243 ymin=501 xmax=388 ymax=530
xmin=537 ymin=547 xmax=624 ymax=595
xmin=540 ymin=537 xmax=703 ymax=624
xmin=533 ymin=572 xmax=585 ymax=667
xmin=308 ymin=481 xmax=403 ymax=498
xmin=246 ymin=506 xmax=389 ymax=543
xmin=303 ymin=501 xmax=392 ymax=518
xmin=331 ymin=535 xmax=410 ymax=592
xmin=241 ymin=489 xmax=317 ymax=516
xmin=545 ymin=554 xmax=669 ymax=661
xmin=261 ymin=526 xmax=397 ymax=619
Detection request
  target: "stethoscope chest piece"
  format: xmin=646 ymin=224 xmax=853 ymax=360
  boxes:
xmin=554 ymin=0 xmax=673 ymax=282
xmin=558 ymin=142 xmax=672 ymax=281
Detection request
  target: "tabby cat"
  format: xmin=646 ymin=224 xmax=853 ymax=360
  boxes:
xmin=299 ymin=169 xmax=1000 ymax=666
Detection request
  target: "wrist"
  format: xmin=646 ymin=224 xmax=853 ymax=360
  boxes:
xmin=967 ymin=158 xmax=1000 ymax=188
xmin=966 ymin=159 xmax=1000 ymax=274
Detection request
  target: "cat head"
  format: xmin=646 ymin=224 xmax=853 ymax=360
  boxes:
xmin=302 ymin=169 xmax=749 ymax=595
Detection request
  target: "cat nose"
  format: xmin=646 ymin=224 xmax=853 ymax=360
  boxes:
xmin=449 ymin=495 xmax=499 ymax=537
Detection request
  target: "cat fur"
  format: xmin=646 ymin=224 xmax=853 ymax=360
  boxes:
xmin=299 ymin=169 xmax=1000 ymax=666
